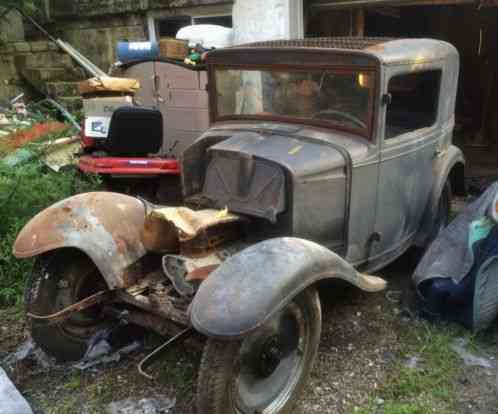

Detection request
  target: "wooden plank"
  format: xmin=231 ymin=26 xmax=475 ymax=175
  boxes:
xmin=356 ymin=8 xmax=365 ymax=37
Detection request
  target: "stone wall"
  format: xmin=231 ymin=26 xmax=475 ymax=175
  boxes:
xmin=45 ymin=0 xmax=232 ymax=73
xmin=50 ymin=15 xmax=147 ymax=72
xmin=0 ymin=39 xmax=85 ymax=107
xmin=49 ymin=0 xmax=231 ymax=18
xmin=0 ymin=0 xmax=232 ymax=101
xmin=0 ymin=11 xmax=26 ymax=101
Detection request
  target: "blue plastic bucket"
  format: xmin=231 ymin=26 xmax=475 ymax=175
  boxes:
xmin=117 ymin=41 xmax=159 ymax=63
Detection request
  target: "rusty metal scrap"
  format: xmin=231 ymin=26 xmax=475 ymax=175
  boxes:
xmin=141 ymin=206 xmax=242 ymax=253
xmin=117 ymin=289 xmax=190 ymax=326
xmin=185 ymin=264 xmax=219 ymax=282
xmin=27 ymin=290 xmax=115 ymax=325
xmin=162 ymin=254 xmax=223 ymax=297
xmin=13 ymin=192 xmax=147 ymax=290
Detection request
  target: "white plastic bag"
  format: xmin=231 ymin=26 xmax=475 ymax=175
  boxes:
xmin=176 ymin=25 xmax=234 ymax=49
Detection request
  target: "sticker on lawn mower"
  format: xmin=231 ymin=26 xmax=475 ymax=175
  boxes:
xmin=85 ymin=116 xmax=111 ymax=138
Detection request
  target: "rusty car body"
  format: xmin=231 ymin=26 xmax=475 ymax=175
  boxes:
xmin=13 ymin=38 xmax=464 ymax=414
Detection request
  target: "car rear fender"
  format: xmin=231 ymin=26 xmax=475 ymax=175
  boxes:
xmin=190 ymin=237 xmax=386 ymax=339
xmin=12 ymin=192 xmax=147 ymax=289
xmin=415 ymin=144 xmax=465 ymax=246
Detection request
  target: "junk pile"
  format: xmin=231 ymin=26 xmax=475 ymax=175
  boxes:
xmin=76 ymin=26 xmax=219 ymax=194
xmin=0 ymin=326 xmax=148 ymax=414
xmin=116 ymin=24 xmax=233 ymax=67
xmin=414 ymin=182 xmax=498 ymax=331
xmin=0 ymin=95 xmax=81 ymax=170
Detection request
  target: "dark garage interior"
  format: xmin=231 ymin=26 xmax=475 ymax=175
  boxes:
xmin=307 ymin=1 xmax=498 ymax=188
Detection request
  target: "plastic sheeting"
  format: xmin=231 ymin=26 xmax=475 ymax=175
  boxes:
xmin=414 ymin=182 xmax=498 ymax=330
xmin=414 ymin=182 xmax=498 ymax=286
xmin=0 ymin=368 xmax=33 ymax=414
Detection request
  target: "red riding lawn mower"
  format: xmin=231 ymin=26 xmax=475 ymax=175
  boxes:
xmin=77 ymin=59 xmax=209 ymax=203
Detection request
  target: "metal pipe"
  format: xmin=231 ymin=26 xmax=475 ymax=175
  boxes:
xmin=11 ymin=6 xmax=58 ymax=43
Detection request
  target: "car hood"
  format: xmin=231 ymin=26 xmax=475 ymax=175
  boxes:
xmin=207 ymin=129 xmax=347 ymax=179
xmin=199 ymin=129 xmax=349 ymax=222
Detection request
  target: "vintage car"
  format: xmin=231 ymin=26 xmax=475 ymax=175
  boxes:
xmin=13 ymin=38 xmax=465 ymax=414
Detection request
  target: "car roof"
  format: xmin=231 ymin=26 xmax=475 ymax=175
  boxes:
xmin=224 ymin=37 xmax=458 ymax=65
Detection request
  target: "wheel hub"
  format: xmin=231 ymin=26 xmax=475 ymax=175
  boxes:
xmin=232 ymin=302 xmax=309 ymax=413
xmin=258 ymin=336 xmax=284 ymax=378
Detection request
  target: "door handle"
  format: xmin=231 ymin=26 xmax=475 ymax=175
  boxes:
xmin=433 ymin=149 xmax=445 ymax=159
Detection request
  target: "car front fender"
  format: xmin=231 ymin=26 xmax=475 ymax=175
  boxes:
xmin=190 ymin=237 xmax=386 ymax=339
xmin=13 ymin=192 xmax=147 ymax=289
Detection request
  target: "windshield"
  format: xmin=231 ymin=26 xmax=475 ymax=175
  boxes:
xmin=214 ymin=67 xmax=375 ymax=135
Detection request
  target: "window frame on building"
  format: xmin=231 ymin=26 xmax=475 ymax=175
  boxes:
xmin=148 ymin=12 xmax=233 ymax=43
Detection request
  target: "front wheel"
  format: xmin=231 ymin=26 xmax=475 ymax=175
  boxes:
xmin=196 ymin=287 xmax=322 ymax=414
xmin=25 ymin=250 xmax=115 ymax=362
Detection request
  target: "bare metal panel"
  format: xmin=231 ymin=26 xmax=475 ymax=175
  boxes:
xmin=168 ymin=89 xmax=209 ymax=109
xmin=168 ymin=129 xmax=207 ymax=155
xmin=166 ymin=108 xmax=210 ymax=130
xmin=121 ymin=62 xmax=157 ymax=108
xmin=156 ymin=62 xmax=200 ymax=90
xmin=154 ymin=61 xmax=209 ymax=156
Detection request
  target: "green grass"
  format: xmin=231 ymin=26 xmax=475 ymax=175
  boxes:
xmin=356 ymin=322 xmax=464 ymax=414
xmin=0 ymin=128 xmax=102 ymax=306
xmin=157 ymin=346 xmax=198 ymax=397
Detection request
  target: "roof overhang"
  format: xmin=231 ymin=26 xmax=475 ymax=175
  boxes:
xmin=310 ymin=0 xmax=496 ymax=9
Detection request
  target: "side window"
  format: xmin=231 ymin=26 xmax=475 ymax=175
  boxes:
xmin=385 ymin=70 xmax=441 ymax=140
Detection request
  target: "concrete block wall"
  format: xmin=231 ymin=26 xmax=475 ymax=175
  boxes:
xmin=0 ymin=0 xmax=306 ymax=104
xmin=47 ymin=14 xmax=147 ymax=72
xmin=0 ymin=39 xmax=86 ymax=109
xmin=0 ymin=11 xmax=25 ymax=101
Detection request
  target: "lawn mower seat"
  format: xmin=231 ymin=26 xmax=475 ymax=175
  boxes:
xmin=106 ymin=107 xmax=163 ymax=156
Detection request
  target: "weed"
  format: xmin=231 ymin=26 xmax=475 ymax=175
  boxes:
xmin=357 ymin=321 xmax=462 ymax=414
xmin=63 ymin=372 xmax=82 ymax=391
xmin=158 ymin=351 xmax=197 ymax=397
xmin=0 ymin=146 xmax=102 ymax=306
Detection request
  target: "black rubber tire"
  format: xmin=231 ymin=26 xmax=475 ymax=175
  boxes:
xmin=195 ymin=287 xmax=322 ymax=414
xmin=25 ymin=249 xmax=112 ymax=362
xmin=426 ymin=181 xmax=452 ymax=247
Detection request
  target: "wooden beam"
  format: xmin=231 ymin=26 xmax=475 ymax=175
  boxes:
xmin=356 ymin=8 xmax=365 ymax=36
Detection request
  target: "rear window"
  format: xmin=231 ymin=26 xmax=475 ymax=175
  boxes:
xmin=385 ymin=70 xmax=441 ymax=139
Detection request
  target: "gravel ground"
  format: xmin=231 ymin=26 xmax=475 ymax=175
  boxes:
xmin=1 ymin=251 xmax=497 ymax=414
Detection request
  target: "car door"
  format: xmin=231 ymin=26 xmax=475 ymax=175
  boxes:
xmin=372 ymin=67 xmax=443 ymax=262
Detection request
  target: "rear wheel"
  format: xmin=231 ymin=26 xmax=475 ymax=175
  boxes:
xmin=427 ymin=181 xmax=451 ymax=246
xmin=196 ymin=287 xmax=321 ymax=414
xmin=25 ymin=250 xmax=114 ymax=362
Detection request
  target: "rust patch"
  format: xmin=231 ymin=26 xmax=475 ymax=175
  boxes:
xmin=185 ymin=264 xmax=219 ymax=282
xmin=13 ymin=192 xmax=147 ymax=290
xmin=142 ymin=206 xmax=243 ymax=255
